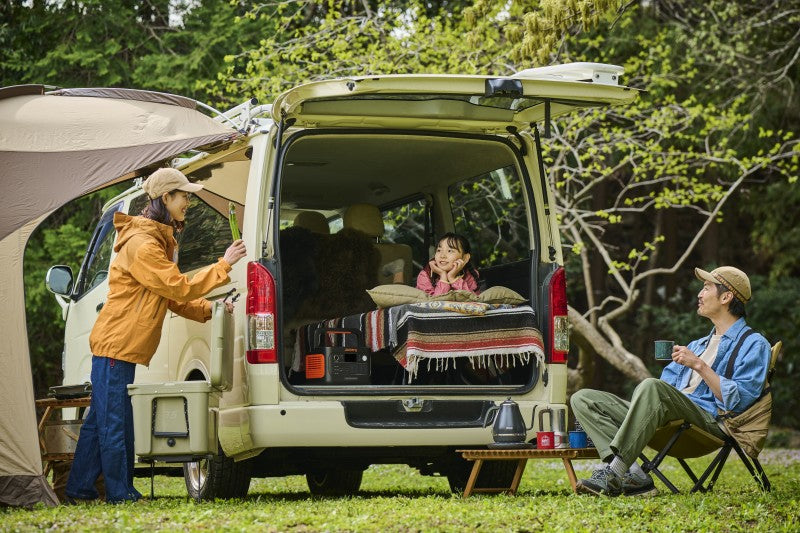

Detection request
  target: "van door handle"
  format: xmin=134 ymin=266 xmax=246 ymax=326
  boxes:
xmin=96 ymin=302 xmax=105 ymax=312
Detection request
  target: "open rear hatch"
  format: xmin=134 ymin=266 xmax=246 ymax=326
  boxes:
xmin=272 ymin=63 xmax=638 ymax=133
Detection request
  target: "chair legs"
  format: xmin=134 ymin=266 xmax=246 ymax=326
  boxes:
xmin=640 ymin=422 xmax=772 ymax=493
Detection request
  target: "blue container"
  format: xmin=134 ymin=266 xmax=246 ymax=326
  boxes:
xmin=569 ymin=430 xmax=588 ymax=448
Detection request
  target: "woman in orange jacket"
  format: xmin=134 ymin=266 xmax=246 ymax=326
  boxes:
xmin=66 ymin=168 xmax=246 ymax=504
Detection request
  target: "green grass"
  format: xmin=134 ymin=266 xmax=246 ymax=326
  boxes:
xmin=3 ymin=450 xmax=800 ymax=532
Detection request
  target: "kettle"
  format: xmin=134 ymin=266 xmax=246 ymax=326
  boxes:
xmin=483 ymin=398 xmax=534 ymax=443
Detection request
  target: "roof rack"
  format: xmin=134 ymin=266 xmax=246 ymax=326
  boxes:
xmin=512 ymin=62 xmax=625 ymax=86
xmin=196 ymin=98 xmax=272 ymax=133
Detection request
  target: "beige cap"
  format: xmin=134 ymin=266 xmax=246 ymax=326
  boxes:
xmin=695 ymin=266 xmax=751 ymax=303
xmin=142 ymin=168 xmax=203 ymax=199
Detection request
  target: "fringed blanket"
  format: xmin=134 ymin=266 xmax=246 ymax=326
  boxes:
xmin=293 ymin=302 xmax=544 ymax=382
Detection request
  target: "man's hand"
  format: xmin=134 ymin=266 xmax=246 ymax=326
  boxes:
xmin=672 ymin=345 xmax=703 ymax=370
xmin=672 ymin=344 xmax=723 ymax=400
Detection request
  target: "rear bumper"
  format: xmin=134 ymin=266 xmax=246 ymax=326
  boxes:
xmin=218 ymin=399 xmax=562 ymax=459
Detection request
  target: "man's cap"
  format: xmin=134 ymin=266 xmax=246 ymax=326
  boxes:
xmin=142 ymin=168 xmax=203 ymax=200
xmin=695 ymin=266 xmax=751 ymax=303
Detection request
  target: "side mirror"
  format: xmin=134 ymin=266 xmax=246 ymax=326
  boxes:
xmin=46 ymin=265 xmax=74 ymax=296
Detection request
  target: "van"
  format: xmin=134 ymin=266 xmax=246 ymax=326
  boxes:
xmin=47 ymin=63 xmax=637 ymax=499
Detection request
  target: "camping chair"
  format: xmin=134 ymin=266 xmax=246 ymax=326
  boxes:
xmin=639 ymin=340 xmax=781 ymax=494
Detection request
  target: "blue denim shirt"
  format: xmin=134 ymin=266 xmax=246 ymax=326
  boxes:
xmin=660 ymin=318 xmax=770 ymax=417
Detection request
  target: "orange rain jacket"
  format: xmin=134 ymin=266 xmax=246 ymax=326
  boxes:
xmin=89 ymin=213 xmax=231 ymax=365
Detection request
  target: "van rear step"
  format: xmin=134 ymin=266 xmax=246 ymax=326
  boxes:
xmin=342 ymin=400 xmax=495 ymax=428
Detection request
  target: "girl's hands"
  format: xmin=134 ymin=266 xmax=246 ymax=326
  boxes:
xmin=447 ymin=259 xmax=466 ymax=281
xmin=429 ymin=259 xmax=446 ymax=278
xmin=223 ymin=239 xmax=247 ymax=266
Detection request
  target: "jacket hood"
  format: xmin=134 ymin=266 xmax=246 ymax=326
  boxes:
xmin=113 ymin=212 xmax=173 ymax=252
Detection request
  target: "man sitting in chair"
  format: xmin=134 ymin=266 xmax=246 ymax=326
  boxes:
xmin=571 ymin=266 xmax=771 ymax=496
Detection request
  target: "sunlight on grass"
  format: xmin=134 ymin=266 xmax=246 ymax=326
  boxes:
xmin=2 ymin=451 xmax=799 ymax=531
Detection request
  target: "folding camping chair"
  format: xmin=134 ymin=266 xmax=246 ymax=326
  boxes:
xmin=639 ymin=340 xmax=781 ymax=494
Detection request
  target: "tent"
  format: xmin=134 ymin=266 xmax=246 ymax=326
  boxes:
xmin=0 ymin=85 xmax=237 ymax=507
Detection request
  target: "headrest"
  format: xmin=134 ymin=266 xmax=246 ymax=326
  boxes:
xmin=293 ymin=210 xmax=330 ymax=234
xmin=343 ymin=203 xmax=383 ymax=238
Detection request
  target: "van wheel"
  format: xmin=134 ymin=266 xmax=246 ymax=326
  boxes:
xmin=183 ymin=453 xmax=251 ymax=501
xmin=446 ymin=457 xmax=518 ymax=494
xmin=306 ymin=469 xmax=363 ymax=496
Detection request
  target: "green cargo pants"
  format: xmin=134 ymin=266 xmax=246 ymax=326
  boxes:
xmin=570 ymin=378 xmax=725 ymax=466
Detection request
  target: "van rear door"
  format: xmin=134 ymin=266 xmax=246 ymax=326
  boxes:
xmin=272 ymin=63 xmax=638 ymax=133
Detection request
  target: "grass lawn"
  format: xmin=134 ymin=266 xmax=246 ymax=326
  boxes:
xmin=2 ymin=449 xmax=799 ymax=532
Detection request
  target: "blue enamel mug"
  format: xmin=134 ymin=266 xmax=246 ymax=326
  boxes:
xmin=569 ymin=430 xmax=588 ymax=448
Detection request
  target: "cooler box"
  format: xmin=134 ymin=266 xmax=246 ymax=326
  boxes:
xmin=128 ymin=381 xmax=218 ymax=461
xmin=128 ymin=300 xmax=233 ymax=461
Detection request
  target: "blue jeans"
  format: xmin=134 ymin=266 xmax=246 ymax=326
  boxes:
xmin=66 ymin=356 xmax=141 ymax=503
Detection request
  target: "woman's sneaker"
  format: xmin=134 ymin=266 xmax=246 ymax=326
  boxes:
xmin=576 ymin=466 xmax=622 ymax=496
xmin=622 ymin=471 xmax=658 ymax=497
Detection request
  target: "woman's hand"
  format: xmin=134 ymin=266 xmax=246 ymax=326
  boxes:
xmin=224 ymin=301 xmax=235 ymax=313
xmin=223 ymin=239 xmax=247 ymax=266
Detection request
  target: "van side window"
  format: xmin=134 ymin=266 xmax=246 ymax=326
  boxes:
xmin=176 ymin=197 xmax=230 ymax=272
xmin=382 ymin=198 xmax=429 ymax=273
xmin=75 ymin=202 xmax=123 ymax=298
xmin=449 ymin=166 xmax=530 ymax=268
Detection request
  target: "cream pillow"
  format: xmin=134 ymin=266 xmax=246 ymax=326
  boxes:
xmin=367 ymin=285 xmax=430 ymax=307
xmin=478 ymin=286 xmax=528 ymax=305
xmin=429 ymin=289 xmax=478 ymax=302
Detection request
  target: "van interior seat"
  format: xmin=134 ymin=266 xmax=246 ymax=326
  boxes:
xmin=293 ymin=210 xmax=330 ymax=234
xmin=343 ymin=203 xmax=413 ymax=285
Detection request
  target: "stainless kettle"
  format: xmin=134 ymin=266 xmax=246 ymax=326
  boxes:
xmin=482 ymin=398 xmax=534 ymax=443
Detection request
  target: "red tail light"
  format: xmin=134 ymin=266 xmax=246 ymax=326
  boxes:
xmin=246 ymin=261 xmax=277 ymax=364
xmin=548 ymin=266 xmax=569 ymax=363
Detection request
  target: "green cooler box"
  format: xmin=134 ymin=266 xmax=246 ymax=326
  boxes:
xmin=128 ymin=301 xmax=233 ymax=462
xmin=128 ymin=381 xmax=218 ymax=461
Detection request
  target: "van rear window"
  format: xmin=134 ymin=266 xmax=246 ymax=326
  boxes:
xmin=449 ymin=165 xmax=530 ymax=268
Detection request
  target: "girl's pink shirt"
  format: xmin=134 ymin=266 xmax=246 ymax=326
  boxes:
xmin=416 ymin=269 xmax=479 ymax=296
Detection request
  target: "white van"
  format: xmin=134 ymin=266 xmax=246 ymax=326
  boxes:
xmin=47 ymin=63 xmax=637 ymax=499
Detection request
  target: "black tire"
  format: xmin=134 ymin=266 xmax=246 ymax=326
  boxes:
xmin=305 ymin=469 xmax=363 ymax=496
xmin=446 ymin=456 xmax=518 ymax=494
xmin=183 ymin=452 xmax=252 ymax=501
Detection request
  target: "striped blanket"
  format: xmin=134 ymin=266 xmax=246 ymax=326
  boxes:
xmin=293 ymin=302 xmax=544 ymax=381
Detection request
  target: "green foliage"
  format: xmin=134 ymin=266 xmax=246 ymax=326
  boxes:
xmin=23 ymin=187 xmax=128 ymax=393
xmin=0 ymin=0 xmax=262 ymax=103
xmin=3 ymin=459 xmax=800 ymax=529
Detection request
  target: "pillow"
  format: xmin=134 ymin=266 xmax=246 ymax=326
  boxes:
xmin=367 ymin=284 xmax=430 ymax=307
xmin=478 ymin=286 xmax=528 ymax=305
xmin=429 ymin=289 xmax=478 ymax=302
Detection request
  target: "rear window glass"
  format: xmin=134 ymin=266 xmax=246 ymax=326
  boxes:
xmin=177 ymin=197 xmax=230 ymax=272
xmin=449 ymin=166 xmax=530 ymax=268
xmin=382 ymin=198 xmax=429 ymax=274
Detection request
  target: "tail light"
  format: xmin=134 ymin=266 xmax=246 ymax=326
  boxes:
xmin=548 ymin=266 xmax=569 ymax=363
xmin=246 ymin=261 xmax=277 ymax=364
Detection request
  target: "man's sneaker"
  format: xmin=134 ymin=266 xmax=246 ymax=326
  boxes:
xmin=576 ymin=466 xmax=622 ymax=496
xmin=622 ymin=471 xmax=658 ymax=497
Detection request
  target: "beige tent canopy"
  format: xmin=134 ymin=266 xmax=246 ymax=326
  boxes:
xmin=0 ymin=85 xmax=237 ymax=507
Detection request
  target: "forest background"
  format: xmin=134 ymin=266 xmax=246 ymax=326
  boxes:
xmin=2 ymin=0 xmax=798 ymax=431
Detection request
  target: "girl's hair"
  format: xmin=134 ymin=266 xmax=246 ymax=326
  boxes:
xmin=423 ymin=232 xmax=479 ymax=283
xmin=141 ymin=190 xmax=186 ymax=233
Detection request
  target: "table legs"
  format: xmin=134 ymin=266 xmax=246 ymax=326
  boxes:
xmin=462 ymin=457 xmax=584 ymax=496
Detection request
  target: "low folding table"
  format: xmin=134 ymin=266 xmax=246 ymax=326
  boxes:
xmin=457 ymin=447 xmax=600 ymax=497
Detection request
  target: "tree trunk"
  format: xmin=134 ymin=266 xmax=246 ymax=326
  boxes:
xmin=568 ymin=306 xmax=652 ymax=383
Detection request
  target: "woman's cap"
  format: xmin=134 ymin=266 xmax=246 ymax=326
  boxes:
xmin=695 ymin=266 xmax=751 ymax=302
xmin=142 ymin=168 xmax=203 ymax=199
